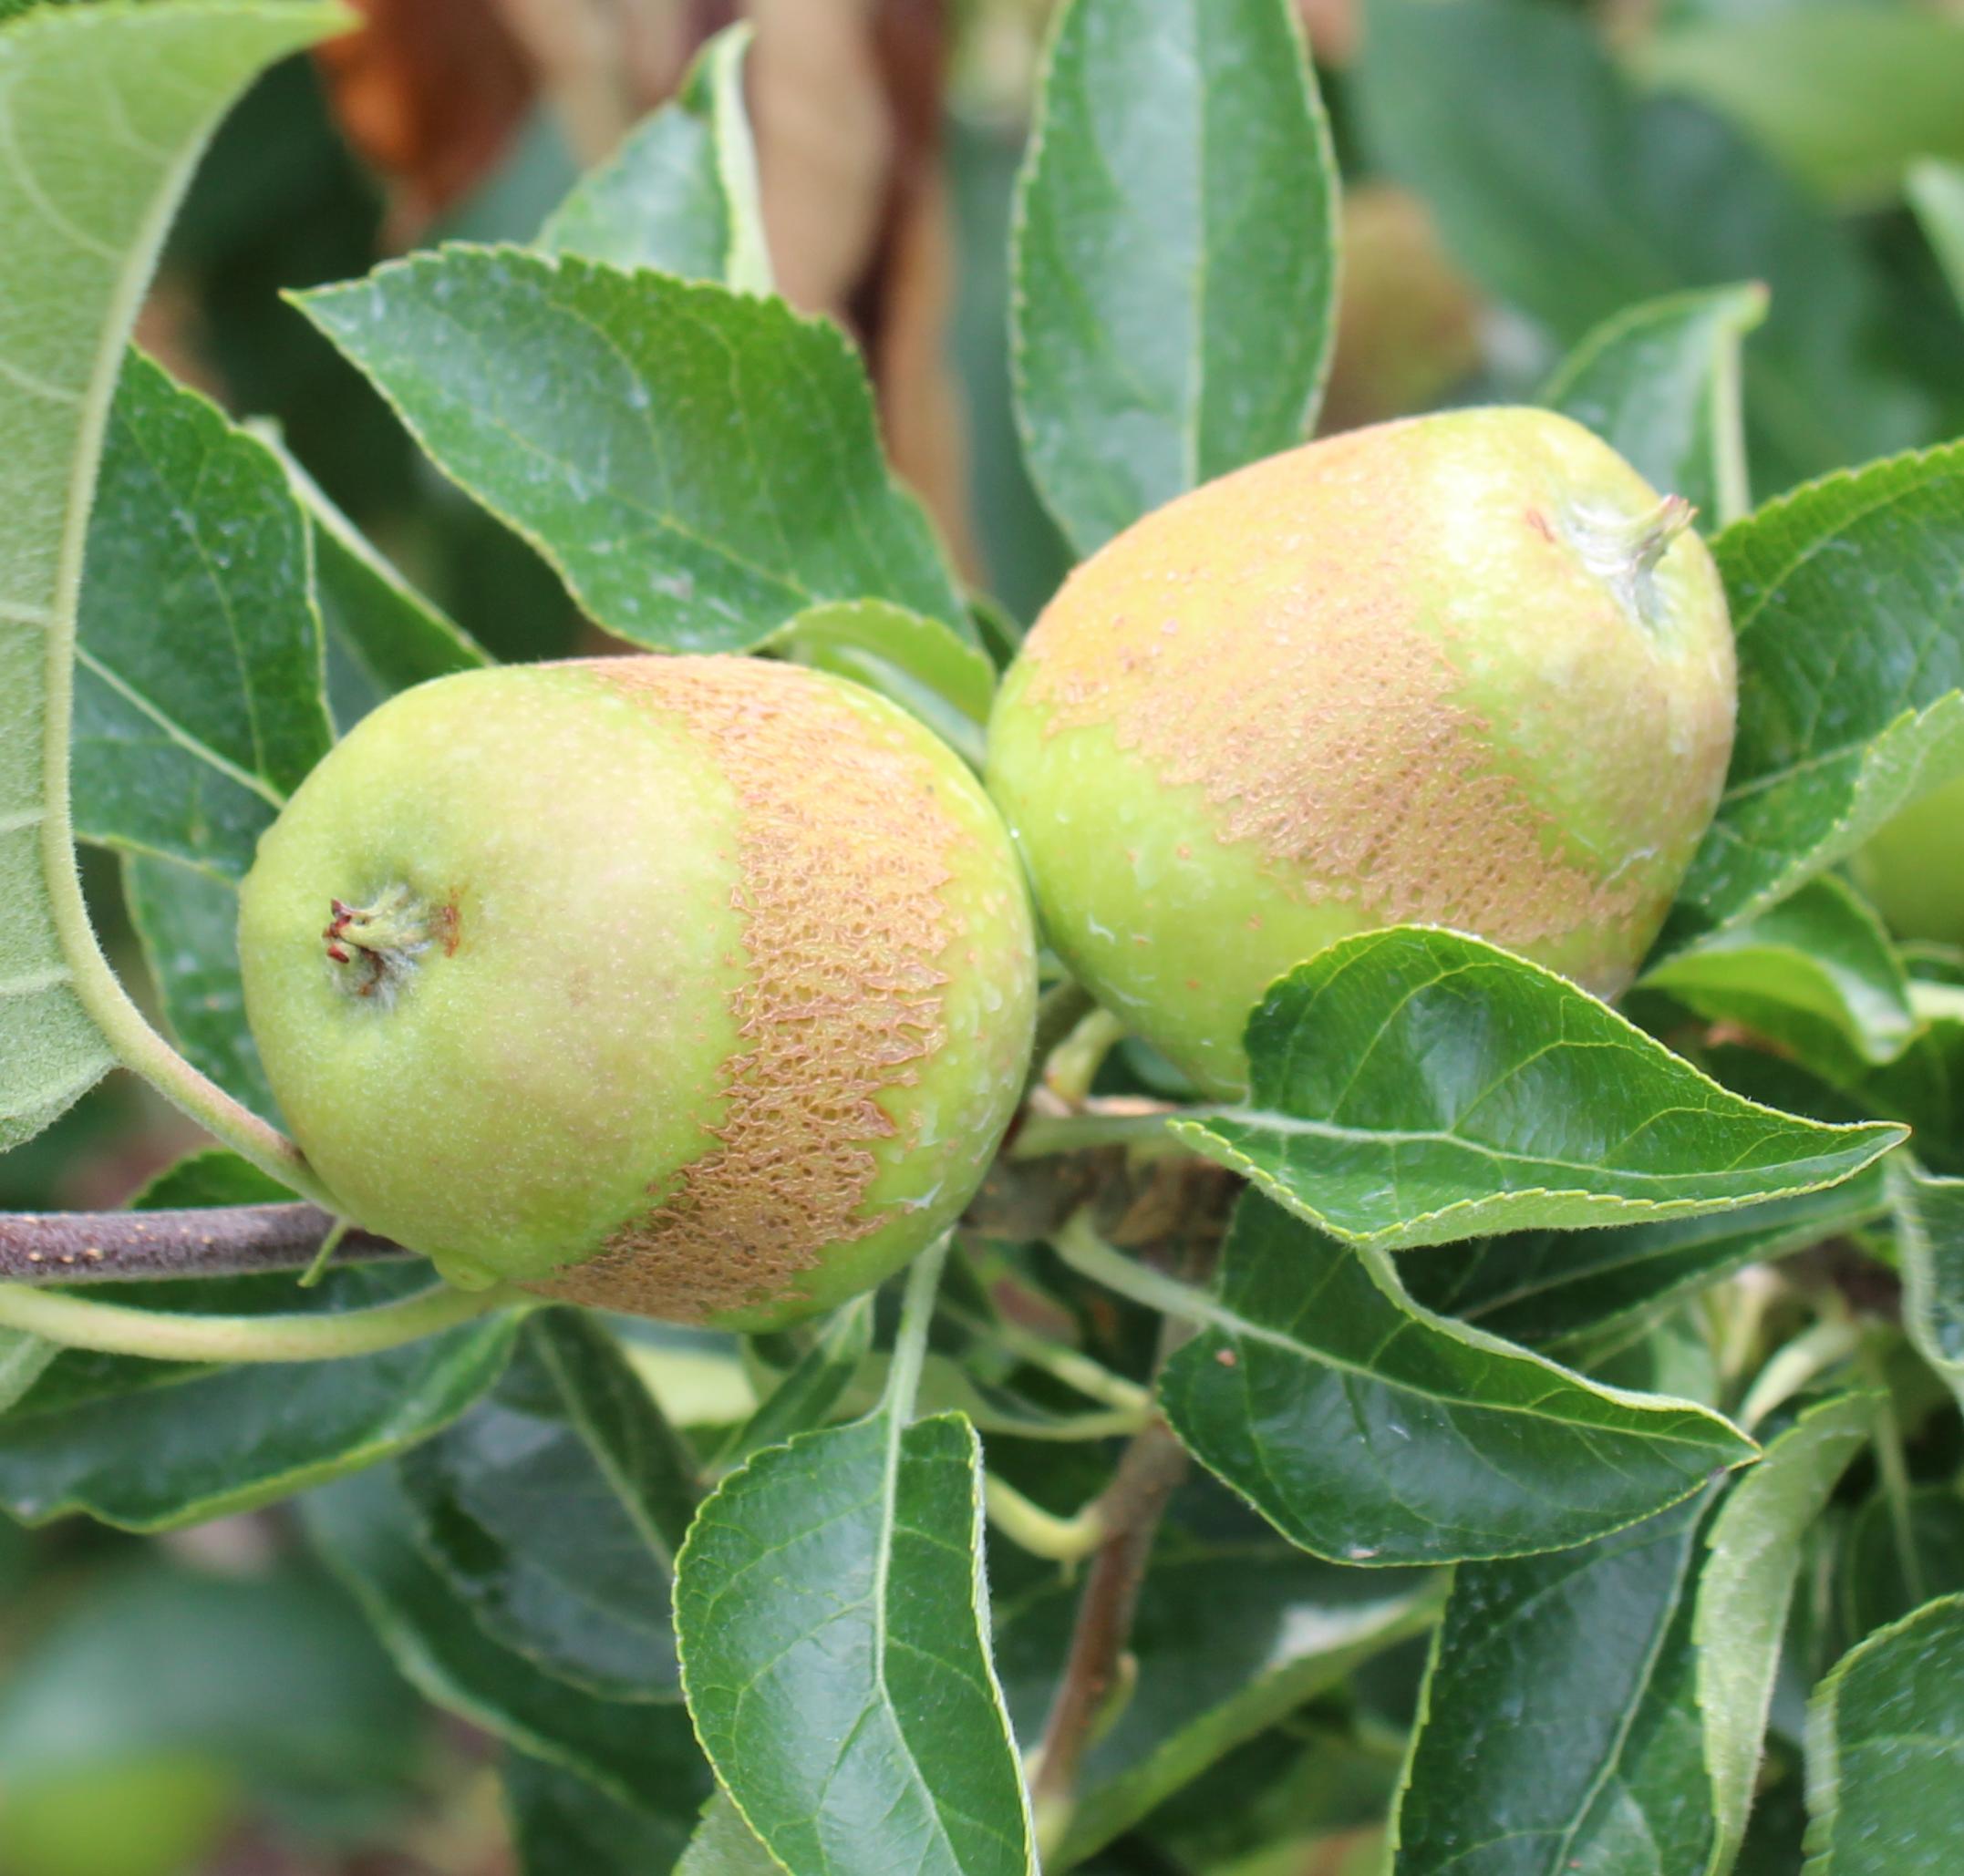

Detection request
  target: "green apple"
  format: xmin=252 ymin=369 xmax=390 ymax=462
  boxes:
xmin=987 ymin=407 xmax=1736 ymax=1097
xmin=239 ymin=656 xmax=1037 ymax=1328
xmin=1852 ymin=775 xmax=1964 ymax=945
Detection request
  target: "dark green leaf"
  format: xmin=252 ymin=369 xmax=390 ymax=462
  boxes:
xmin=1175 ymin=928 xmax=1902 ymax=1251
xmin=306 ymin=1465 xmax=713 ymax=1817
xmin=295 ymin=248 xmax=968 ymax=654
xmin=715 ymin=1294 xmax=873 ymax=1471
xmin=1393 ymin=1497 xmax=1718 ymax=1875
xmin=1803 ymin=1593 xmax=1964 ymax=1869
xmin=129 ymin=1147 xmax=292 ymax=1209
xmin=75 ymin=349 xmax=330 ymax=880
xmin=1644 ymin=878 xmax=1917 ymax=1084
xmin=503 ymin=1752 xmax=698 ymax=1876
xmin=399 ymin=1310 xmax=698 ymax=1701
xmin=1886 ymin=1158 xmax=1964 ymax=1414
xmin=676 ymin=1411 xmax=1034 ymax=1876
xmin=991 ymin=1500 xmax=1439 ymax=1861
xmin=1158 ymin=1192 xmax=1754 ymax=1565
xmin=1357 ymin=0 xmax=1920 ymax=494
xmin=1012 ymin=0 xmax=1338 ymax=553
xmin=1541 ymin=283 xmax=1765 ymax=530
xmin=0 ymin=0 xmax=344 ymax=1150
xmin=122 ymin=852 xmax=277 ymax=1122
xmin=1696 ymin=1394 xmax=1875 ymax=1876
xmin=677 ymin=1792 xmax=784 ymax=1875
xmin=538 ymin=23 xmax=767 ymax=292
xmin=1668 ymin=443 xmax=1964 ymax=943
xmin=1836 ymin=1486 xmax=1964 ymax=1644
xmin=1401 ymin=1165 xmax=1890 ymax=1352
xmin=0 ymin=1265 xmax=518 ymax=1530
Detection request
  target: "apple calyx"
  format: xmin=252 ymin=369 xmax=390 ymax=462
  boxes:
xmin=322 ymin=882 xmax=455 ymax=1002
xmin=1563 ymin=491 xmax=1696 ymax=634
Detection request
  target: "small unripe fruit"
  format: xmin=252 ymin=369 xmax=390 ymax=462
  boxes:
xmin=238 ymin=657 xmax=1037 ymax=1328
xmin=987 ymin=407 xmax=1736 ymax=1097
xmin=1853 ymin=777 xmax=1964 ymax=945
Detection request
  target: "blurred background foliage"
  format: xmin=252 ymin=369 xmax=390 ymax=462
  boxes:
xmin=4 ymin=0 xmax=1964 ymax=1869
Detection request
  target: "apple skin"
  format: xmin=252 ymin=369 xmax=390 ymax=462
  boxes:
xmin=238 ymin=656 xmax=1037 ymax=1329
xmin=987 ymin=407 xmax=1736 ymax=1098
xmin=1853 ymin=776 xmax=1964 ymax=945
xmin=0 ymin=1754 xmax=236 ymax=1876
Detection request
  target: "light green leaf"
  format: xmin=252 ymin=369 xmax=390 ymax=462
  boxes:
xmin=0 ymin=1327 xmax=53 ymax=1415
xmin=1644 ymin=876 xmax=1918 ymax=1083
xmin=539 ymin=22 xmax=768 ymax=293
xmin=1392 ymin=1496 xmax=1719 ymax=1875
xmin=306 ymin=1465 xmax=714 ymax=1819
xmin=1012 ymin=0 xmax=1338 ymax=554
xmin=0 ymin=0 xmax=346 ymax=1150
xmin=75 ymin=350 xmax=330 ymax=879
xmin=1157 ymin=1192 xmax=1754 ymax=1565
xmin=675 ymin=1411 xmax=1035 ymax=1876
xmin=1804 ymin=1593 xmax=1964 ymax=1871
xmin=296 ymin=248 xmax=968 ymax=654
xmin=1695 ymin=1393 xmax=1874 ymax=1876
xmin=1635 ymin=9 xmax=1964 ymax=203
xmin=1886 ymin=1158 xmax=1964 ymax=1415
xmin=1909 ymin=160 xmax=1964 ymax=316
xmin=398 ymin=1311 xmax=698 ymax=1703
xmin=1357 ymin=0 xmax=1920 ymax=494
xmin=503 ymin=1753 xmax=698 ymax=1876
xmin=1401 ymin=1165 xmax=1890 ymax=1354
xmin=763 ymin=599 xmax=996 ymax=768
xmin=989 ymin=1479 xmax=1442 ymax=1862
xmin=677 ymin=1792 xmax=784 ymax=1876
xmin=0 ymin=1264 xmax=519 ymax=1530
xmin=1668 ymin=442 xmax=1964 ymax=943
xmin=1541 ymin=283 xmax=1765 ymax=530
xmin=122 ymin=852 xmax=277 ymax=1122
xmin=1175 ymin=928 xmax=1902 ymax=1252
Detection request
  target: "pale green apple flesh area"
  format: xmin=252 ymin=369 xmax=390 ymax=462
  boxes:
xmin=987 ymin=407 xmax=1737 ymax=1098
xmin=238 ymin=658 xmax=1037 ymax=1327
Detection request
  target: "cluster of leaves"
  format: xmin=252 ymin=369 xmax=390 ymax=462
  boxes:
xmin=3 ymin=1 xmax=1964 ymax=1872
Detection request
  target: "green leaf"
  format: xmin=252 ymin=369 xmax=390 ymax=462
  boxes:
xmin=1158 ymin=1192 xmax=1754 ymax=1565
xmin=1012 ymin=0 xmax=1338 ymax=554
xmin=1668 ymin=442 xmax=1964 ymax=943
xmin=1644 ymin=877 xmax=1918 ymax=1084
xmin=0 ymin=1265 xmax=518 ymax=1530
xmin=1886 ymin=1159 xmax=1964 ymax=1414
xmin=1909 ymin=160 xmax=1964 ymax=316
xmin=675 ymin=1411 xmax=1035 ymax=1876
xmin=305 ymin=1465 xmax=714 ymax=1817
xmin=990 ymin=1497 xmax=1441 ymax=1861
xmin=0 ymin=1328 xmax=54 ymax=1414
xmin=1357 ymin=0 xmax=1920 ymax=494
xmin=295 ymin=248 xmax=968 ymax=654
xmin=1835 ymin=1486 xmax=1964 ymax=1644
xmin=1541 ymin=283 xmax=1764 ymax=531
xmin=1635 ymin=8 xmax=1964 ymax=203
xmin=122 ymin=852 xmax=277 ymax=1122
xmin=261 ymin=429 xmax=487 ymax=729
xmin=762 ymin=600 xmax=996 ymax=768
xmin=74 ymin=349 xmax=331 ymax=880
xmin=715 ymin=1294 xmax=873 ymax=1472
xmin=1175 ymin=928 xmax=1903 ymax=1252
xmin=1401 ymin=1165 xmax=1890 ymax=1353
xmin=129 ymin=1146 xmax=290 ymax=1209
xmin=398 ymin=1311 xmax=698 ymax=1702
xmin=538 ymin=22 xmax=768 ymax=293
xmin=1392 ymin=1496 xmax=1720 ymax=1875
xmin=503 ymin=1752 xmax=698 ymax=1876
xmin=1695 ymin=1393 xmax=1875 ymax=1876
xmin=0 ymin=0 xmax=346 ymax=1150
xmin=1804 ymin=1594 xmax=1964 ymax=1870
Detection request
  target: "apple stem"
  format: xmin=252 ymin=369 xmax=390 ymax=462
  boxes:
xmin=1632 ymin=493 xmax=1696 ymax=575
xmin=0 ymin=1273 xmax=530 ymax=1364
